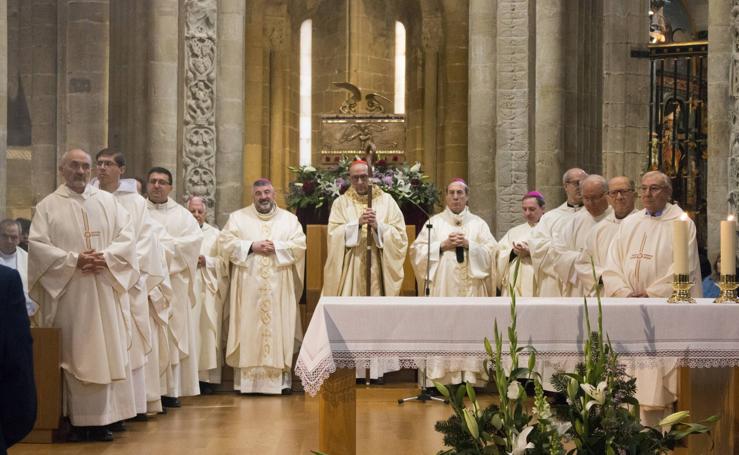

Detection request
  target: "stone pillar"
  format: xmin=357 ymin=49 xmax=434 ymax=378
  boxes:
xmin=243 ymin=0 xmax=266 ymax=204
xmin=601 ymin=0 xmax=649 ymax=183
xmin=712 ymin=0 xmax=735 ymax=263
xmin=534 ymin=0 xmax=565 ymax=207
xmin=182 ymin=0 xmax=217 ymax=219
xmin=422 ymin=15 xmax=440 ymax=186
xmin=215 ymin=0 xmax=244 ymax=225
xmin=26 ymin=0 xmax=58 ymax=202
xmin=0 ymin=0 xmax=7 ymax=216
xmin=495 ymin=0 xmax=531 ymax=236
xmin=467 ymin=0 xmax=496 ymax=228
xmin=57 ymin=0 xmax=109 ymax=156
xmin=266 ymin=15 xmax=289 ymax=207
xmin=147 ymin=0 xmax=180 ymax=187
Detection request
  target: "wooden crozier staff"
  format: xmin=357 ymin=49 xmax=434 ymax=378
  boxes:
xmin=365 ymin=142 xmax=377 ymax=296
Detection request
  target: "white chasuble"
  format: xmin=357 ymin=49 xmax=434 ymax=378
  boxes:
xmin=552 ymin=207 xmax=612 ymax=297
xmin=573 ymin=209 xmax=638 ymax=296
xmin=28 ymin=184 xmax=138 ymax=426
xmin=147 ymin=197 xmax=204 ymax=397
xmin=219 ymin=205 xmax=306 ymax=394
xmin=496 ymin=223 xmax=537 ymax=297
xmin=603 ymin=203 xmax=702 ymax=299
xmin=529 ymin=202 xmax=580 ymax=296
xmin=410 ymin=207 xmax=498 ymax=297
xmin=322 ymin=187 xmax=408 ymax=298
xmin=195 ymin=222 xmax=229 ymax=384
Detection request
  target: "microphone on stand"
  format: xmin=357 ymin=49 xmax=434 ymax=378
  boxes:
xmin=455 ymin=246 xmax=464 ymax=263
xmin=402 ymin=199 xmax=436 ymax=297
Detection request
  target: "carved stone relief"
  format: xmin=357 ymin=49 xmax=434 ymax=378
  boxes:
xmin=183 ymin=0 xmax=217 ymax=222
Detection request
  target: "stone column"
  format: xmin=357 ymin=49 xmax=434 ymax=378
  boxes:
xmin=147 ymin=0 xmax=180 ymax=187
xmin=215 ymin=0 xmax=244 ymax=226
xmin=26 ymin=0 xmax=58 ymax=202
xmin=495 ymin=0 xmax=531 ymax=236
xmin=0 ymin=0 xmax=7 ymax=216
xmin=182 ymin=0 xmax=217 ymax=219
xmin=57 ymin=0 xmax=109 ymax=155
xmin=534 ymin=0 xmax=564 ymax=207
xmin=422 ymin=15 xmax=440 ymax=186
xmin=467 ymin=0 xmax=496 ymax=229
xmin=266 ymin=15 xmax=289 ymax=207
xmin=713 ymin=0 xmax=735 ymax=262
xmin=243 ymin=0 xmax=265 ymax=204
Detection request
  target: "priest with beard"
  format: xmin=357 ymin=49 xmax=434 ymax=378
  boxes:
xmin=322 ymin=159 xmax=408 ymax=381
xmin=187 ymin=196 xmax=229 ymax=394
xmin=146 ymin=167 xmax=204 ymax=407
xmin=93 ymin=149 xmax=168 ymax=420
xmin=496 ymin=192 xmax=546 ymax=296
xmin=219 ymin=179 xmax=305 ymax=394
xmin=28 ymin=149 xmax=138 ymax=441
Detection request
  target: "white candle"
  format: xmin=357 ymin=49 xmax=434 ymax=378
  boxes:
xmin=721 ymin=215 xmax=736 ymax=275
xmin=672 ymin=215 xmax=689 ymax=275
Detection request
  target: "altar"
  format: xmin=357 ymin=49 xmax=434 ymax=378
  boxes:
xmin=296 ymin=297 xmax=739 ymax=455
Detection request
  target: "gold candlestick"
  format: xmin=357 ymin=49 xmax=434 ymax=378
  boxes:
xmin=668 ymin=274 xmax=695 ymax=304
xmin=714 ymin=274 xmax=739 ymax=304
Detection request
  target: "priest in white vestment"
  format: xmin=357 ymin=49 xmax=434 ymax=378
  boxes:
xmin=146 ymin=167 xmax=204 ymax=406
xmin=602 ymin=171 xmax=702 ymax=424
xmin=93 ymin=149 xmax=168 ymax=420
xmin=410 ymin=179 xmax=498 ymax=297
xmin=322 ymin=159 xmax=408 ymax=380
xmin=576 ymin=176 xmax=638 ymax=295
xmin=497 ymin=192 xmax=545 ymax=296
xmin=28 ymin=149 xmax=138 ymax=441
xmin=187 ymin=197 xmax=229 ymax=391
xmin=410 ymin=179 xmax=498 ymax=385
xmin=219 ymin=179 xmax=306 ymax=394
xmin=529 ymin=168 xmax=588 ymax=296
xmin=0 ymin=219 xmax=35 ymax=315
xmin=552 ymin=175 xmax=613 ymax=297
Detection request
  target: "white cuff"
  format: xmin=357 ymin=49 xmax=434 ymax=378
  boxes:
xmin=345 ymin=221 xmax=360 ymax=248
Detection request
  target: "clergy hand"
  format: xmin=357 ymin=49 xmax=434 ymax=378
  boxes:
xmin=628 ymin=290 xmax=649 ymax=298
xmin=513 ymin=241 xmax=530 ymax=258
xmin=252 ymin=240 xmax=275 ymax=255
xmin=441 ymin=233 xmax=467 ymax=251
xmin=359 ymin=208 xmax=378 ymax=230
xmin=77 ymin=250 xmax=107 ymax=274
xmin=197 ymin=255 xmax=206 ymax=268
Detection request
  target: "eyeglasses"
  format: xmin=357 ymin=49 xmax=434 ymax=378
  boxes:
xmin=639 ymin=185 xmax=665 ymax=195
xmin=565 ymin=180 xmax=582 ymax=187
xmin=350 ymin=174 xmax=369 ymax=182
xmin=148 ymin=179 xmax=171 ymax=186
xmin=96 ymin=160 xmax=119 ymax=168
xmin=607 ymin=189 xmax=634 ymax=197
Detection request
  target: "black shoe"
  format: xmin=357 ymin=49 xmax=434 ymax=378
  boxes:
xmin=88 ymin=426 xmax=114 ymax=442
xmin=107 ymin=421 xmax=126 ymax=432
xmin=199 ymin=381 xmax=215 ymax=395
xmin=281 ymin=387 xmax=293 ymax=395
xmin=128 ymin=413 xmax=148 ymax=422
xmin=67 ymin=426 xmax=87 ymax=443
xmin=161 ymin=396 xmax=181 ymax=408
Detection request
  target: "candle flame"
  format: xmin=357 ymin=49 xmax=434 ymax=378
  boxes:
xmin=729 ymin=215 xmax=736 ymax=222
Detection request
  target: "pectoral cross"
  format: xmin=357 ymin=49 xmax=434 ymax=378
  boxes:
xmin=81 ymin=208 xmax=101 ymax=250
xmin=629 ymin=233 xmax=653 ymax=278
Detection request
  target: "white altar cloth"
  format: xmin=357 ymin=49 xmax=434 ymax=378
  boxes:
xmin=296 ymin=297 xmax=739 ymax=396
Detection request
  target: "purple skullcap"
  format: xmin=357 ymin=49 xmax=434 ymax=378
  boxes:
xmin=524 ymin=191 xmax=544 ymax=201
xmin=254 ymin=178 xmax=273 ymax=186
xmin=450 ymin=178 xmax=467 ymax=185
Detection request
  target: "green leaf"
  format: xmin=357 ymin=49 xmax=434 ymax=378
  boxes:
xmin=463 ymin=408 xmax=480 ymax=439
xmin=434 ymin=382 xmax=451 ymax=400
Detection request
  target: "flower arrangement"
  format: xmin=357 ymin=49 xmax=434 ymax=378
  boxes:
xmin=434 ymin=263 xmax=717 ymax=455
xmin=286 ymin=158 xmax=440 ymax=212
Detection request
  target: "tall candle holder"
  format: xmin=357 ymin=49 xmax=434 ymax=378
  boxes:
xmin=714 ymin=274 xmax=739 ymax=304
xmin=667 ymin=274 xmax=695 ymax=304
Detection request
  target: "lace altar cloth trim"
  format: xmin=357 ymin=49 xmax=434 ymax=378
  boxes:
xmin=296 ymin=350 xmax=739 ymax=397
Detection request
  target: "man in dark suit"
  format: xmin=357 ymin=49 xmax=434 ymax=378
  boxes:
xmin=0 ymin=265 xmax=36 ymax=453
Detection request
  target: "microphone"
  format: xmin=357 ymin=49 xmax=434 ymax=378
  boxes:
xmin=456 ymin=246 xmax=464 ymax=263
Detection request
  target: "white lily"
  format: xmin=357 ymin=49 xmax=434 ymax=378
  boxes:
xmin=658 ymin=410 xmax=690 ymax=433
xmin=507 ymin=382 xmax=522 ymax=400
xmin=552 ymin=420 xmax=572 ymax=436
xmin=410 ymin=162 xmax=421 ymax=172
xmin=293 ymin=182 xmax=304 ymax=187
xmin=507 ymin=426 xmax=535 ymax=455
xmin=303 ymin=165 xmax=317 ymax=173
xmin=581 ymin=381 xmax=607 ymax=411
